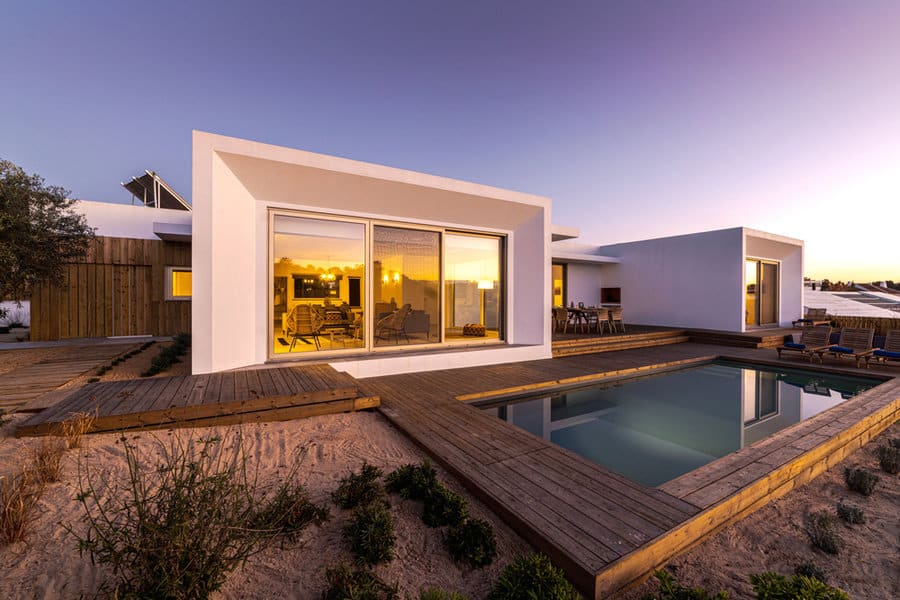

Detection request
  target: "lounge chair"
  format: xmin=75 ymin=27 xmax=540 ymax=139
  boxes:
xmin=375 ymin=303 xmax=412 ymax=343
xmin=776 ymin=326 xmax=832 ymax=361
xmin=812 ymin=327 xmax=875 ymax=367
xmin=792 ymin=308 xmax=829 ymax=327
xmin=864 ymin=329 xmax=900 ymax=369
xmin=284 ymin=304 xmax=325 ymax=351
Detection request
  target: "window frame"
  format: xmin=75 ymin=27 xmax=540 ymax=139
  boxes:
xmin=165 ymin=266 xmax=192 ymax=301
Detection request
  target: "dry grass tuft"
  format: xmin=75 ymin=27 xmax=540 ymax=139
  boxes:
xmin=1 ymin=468 xmax=43 ymax=545
xmin=59 ymin=411 xmax=96 ymax=449
xmin=31 ymin=438 xmax=67 ymax=484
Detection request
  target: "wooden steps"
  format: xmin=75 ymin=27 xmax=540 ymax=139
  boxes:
xmin=687 ymin=329 xmax=790 ymax=349
xmin=552 ymin=330 xmax=689 ymax=358
xmin=16 ymin=364 xmax=378 ymax=437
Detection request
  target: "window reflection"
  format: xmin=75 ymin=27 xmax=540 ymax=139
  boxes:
xmin=444 ymin=233 xmax=502 ymax=341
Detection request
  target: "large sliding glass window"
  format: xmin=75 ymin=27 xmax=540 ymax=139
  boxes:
xmin=272 ymin=215 xmax=365 ymax=354
xmin=269 ymin=211 xmax=505 ymax=358
xmin=373 ymin=226 xmax=440 ymax=346
xmin=444 ymin=233 xmax=503 ymax=341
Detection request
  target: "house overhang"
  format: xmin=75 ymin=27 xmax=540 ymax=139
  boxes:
xmin=153 ymin=222 xmax=192 ymax=243
xmin=551 ymin=251 xmax=620 ymax=265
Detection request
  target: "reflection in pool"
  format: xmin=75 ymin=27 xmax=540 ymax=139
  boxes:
xmin=481 ymin=360 xmax=879 ymax=486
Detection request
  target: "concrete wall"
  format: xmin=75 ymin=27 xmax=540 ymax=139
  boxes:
xmin=192 ymin=131 xmax=553 ymax=375
xmin=597 ymin=228 xmax=746 ymax=331
xmin=565 ymin=263 xmax=604 ymax=307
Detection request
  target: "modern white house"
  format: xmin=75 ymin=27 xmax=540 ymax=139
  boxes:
xmin=551 ymin=228 xmax=804 ymax=332
xmin=53 ymin=131 xmax=804 ymax=376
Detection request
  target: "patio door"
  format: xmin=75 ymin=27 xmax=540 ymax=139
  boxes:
xmin=745 ymin=259 xmax=779 ymax=327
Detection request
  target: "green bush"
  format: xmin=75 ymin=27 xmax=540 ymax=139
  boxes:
xmin=385 ymin=461 xmax=437 ymax=500
xmin=877 ymin=444 xmax=900 ymax=474
xmin=344 ymin=501 xmax=396 ymax=565
xmin=843 ymin=467 xmax=879 ymax=496
xmin=640 ymin=569 xmax=728 ymax=599
xmin=87 ymin=377 xmax=100 ymax=383
xmin=322 ymin=563 xmax=398 ymax=600
xmin=794 ymin=562 xmax=829 ymax=584
xmin=141 ymin=334 xmax=191 ymax=377
xmin=70 ymin=432 xmax=315 ymax=599
xmin=332 ymin=463 xmax=386 ymax=509
xmin=889 ymin=437 xmax=900 ymax=449
xmin=422 ymin=483 xmax=468 ymax=528
xmin=445 ymin=518 xmax=496 ymax=568
xmin=835 ymin=501 xmax=865 ymax=525
xmin=805 ymin=511 xmax=842 ymax=555
xmin=419 ymin=589 xmax=468 ymax=600
xmin=487 ymin=553 xmax=579 ymax=600
xmin=750 ymin=572 xmax=849 ymax=599
xmin=252 ymin=479 xmax=329 ymax=543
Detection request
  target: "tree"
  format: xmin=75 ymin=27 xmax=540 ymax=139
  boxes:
xmin=0 ymin=160 xmax=94 ymax=314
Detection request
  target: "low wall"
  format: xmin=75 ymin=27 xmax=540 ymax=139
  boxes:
xmin=829 ymin=315 xmax=900 ymax=336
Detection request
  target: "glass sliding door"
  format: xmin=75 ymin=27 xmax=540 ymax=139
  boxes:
xmin=745 ymin=259 xmax=778 ymax=327
xmin=373 ymin=225 xmax=440 ymax=346
xmin=272 ymin=214 xmax=365 ymax=355
xmin=444 ymin=232 xmax=503 ymax=341
xmin=552 ymin=263 xmax=566 ymax=307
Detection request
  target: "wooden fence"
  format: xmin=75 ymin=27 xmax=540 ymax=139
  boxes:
xmin=30 ymin=237 xmax=191 ymax=341
xmin=829 ymin=315 xmax=900 ymax=336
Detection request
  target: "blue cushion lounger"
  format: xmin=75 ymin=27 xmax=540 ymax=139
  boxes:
xmin=777 ymin=326 xmax=831 ymax=360
xmin=864 ymin=330 xmax=900 ymax=368
xmin=874 ymin=349 xmax=900 ymax=359
xmin=813 ymin=327 xmax=875 ymax=367
xmin=828 ymin=345 xmax=854 ymax=354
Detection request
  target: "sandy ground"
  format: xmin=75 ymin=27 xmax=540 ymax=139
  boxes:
xmin=624 ymin=420 xmax=900 ymax=600
xmin=0 ymin=411 xmax=532 ymax=600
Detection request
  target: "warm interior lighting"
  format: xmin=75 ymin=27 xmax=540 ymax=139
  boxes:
xmin=382 ymin=274 xmax=389 ymax=284
xmin=477 ymin=280 xmax=494 ymax=290
xmin=392 ymin=272 xmax=401 ymax=283
xmin=319 ymin=272 xmax=336 ymax=282
xmin=171 ymin=270 xmax=192 ymax=298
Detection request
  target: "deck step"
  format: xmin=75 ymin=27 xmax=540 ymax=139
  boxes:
xmin=688 ymin=330 xmax=790 ymax=349
xmin=552 ymin=334 xmax=690 ymax=358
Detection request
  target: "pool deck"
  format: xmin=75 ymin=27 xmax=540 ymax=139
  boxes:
xmin=358 ymin=343 xmax=900 ymax=598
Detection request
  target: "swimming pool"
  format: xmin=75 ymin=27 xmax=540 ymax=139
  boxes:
xmin=480 ymin=360 xmax=880 ymax=487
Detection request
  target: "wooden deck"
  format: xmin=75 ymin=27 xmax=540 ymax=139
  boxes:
xmin=16 ymin=364 xmax=379 ymax=437
xmin=0 ymin=343 xmax=138 ymax=413
xmin=552 ymin=326 xmax=689 ymax=357
xmin=359 ymin=343 xmax=900 ymax=598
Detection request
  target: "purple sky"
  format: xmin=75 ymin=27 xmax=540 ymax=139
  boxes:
xmin=3 ymin=1 xmax=899 ymax=280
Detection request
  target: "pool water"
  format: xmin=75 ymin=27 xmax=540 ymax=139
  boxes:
xmin=481 ymin=360 xmax=879 ymax=487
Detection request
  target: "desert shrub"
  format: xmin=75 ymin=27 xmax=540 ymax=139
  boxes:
xmin=889 ymin=437 xmax=900 ymax=449
xmin=640 ymin=569 xmax=728 ymax=599
xmin=794 ymin=562 xmax=829 ymax=584
xmin=31 ymin=437 xmax=67 ymax=484
xmin=1 ymin=468 xmax=42 ymax=545
xmin=805 ymin=511 xmax=842 ymax=555
xmin=344 ymin=500 xmax=396 ymax=565
xmin=876 ymin=444 xmax=900 ymax=474
xmin=750 ymin=572 xmax=849 ymax=599
xmin=252 ymin=479 xmax=329 ymax=543
xmin=322 ymin=563 xmax=398 ymax=600
xmin=487 ymin=553 xmax=579 ymax=600
xmin=422 ymin=482 xmax=468 ymax=528
xmin=445 ymin=517 xmax=496 ymax=568
xmin=420 ymin=588 xmax=469 ymax=600
xmin=843 ymin=467 xmax=879 ymax=496
xmin=0 ymin=410 xmax=9 ymax=427
xmin=95 ymin=366 xmax=110 ymax=376
xmin=87 ymin=377 xmax=100 ymax=383
xmin=385 ymin=460 xmax=437 ymax=500
xmin=332 ymin=463 xmax=386 ymax=509
xmin=60 ymin=411 xmax=96 ymax=449
xmin=141 ymin=334 xmax=191 ymax=377
xmin=70 ymin=431 xmax=310 ymax=598
xmin=835 ymin=501 xmax=865 ymax=524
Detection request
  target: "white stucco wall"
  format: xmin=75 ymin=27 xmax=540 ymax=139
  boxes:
xmin=565 ymin=263 xmax=605 ymax=307
xmin=75 ymin=200 xmax=192 ymax=239
xmin=593 ymin=227 xmax=803 ymax=332
xmin=597 ymin=228 xmax=746 ymax=331
xmin=192 ymin=131 xmax=553 ymax=375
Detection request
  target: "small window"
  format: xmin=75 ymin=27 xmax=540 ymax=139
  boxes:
xmin=166 ymin=267 xmax=192 ymax=300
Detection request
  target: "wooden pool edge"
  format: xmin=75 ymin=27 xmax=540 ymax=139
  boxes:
xmin=594 ymin=388 xmax=900 ymax=598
